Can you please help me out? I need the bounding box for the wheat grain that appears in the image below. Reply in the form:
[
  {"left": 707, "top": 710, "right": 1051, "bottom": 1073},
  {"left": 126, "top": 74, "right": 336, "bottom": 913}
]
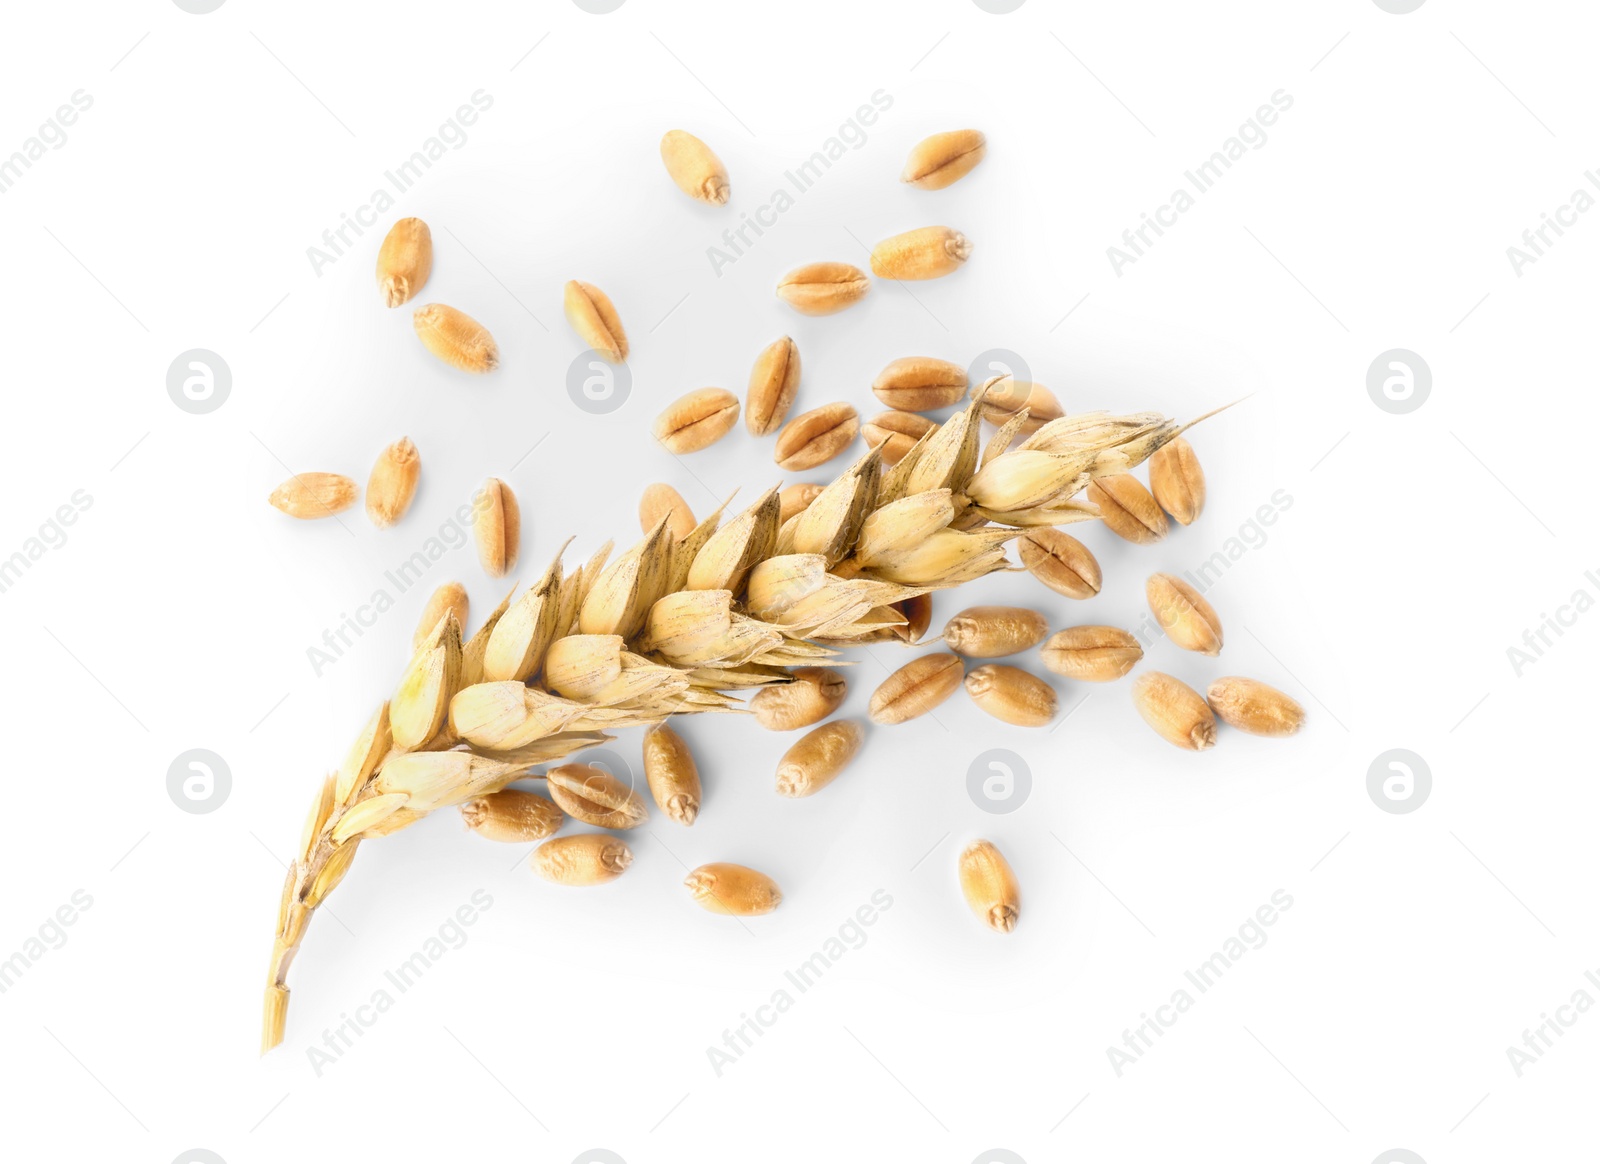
[
  {"left": 870, "top": 226, "right": 972, "bottom": 280},
  {"left": 1131, "top": 672, "right": 1216, "bottom": 751},
  {"left": 958, "top": 840, "right": 1019, "bottom": 933},
  {"left": 775, "top": 262, "right": 869, "bottom": 315},
  {"left": 1039, "top": 626, "right": 1143, "bottom": 682},
  {"left": 746, "top": 336, "right": 801, "bottom": 436},
  {"left": 643, "top": 723, "right": 702, "bottom": 825},
  {"left": 376, "top": 217, "right": 432, "bottom": 307},
  {"left": 534, "top": 834, "right": 632, "bottom": 885},
  {"left": 775, "top": 719, "right": 864, "bottom": 798},
  {"left": 901, "top": 130, "right": 987, "bottom": 190},
  {"left": 684, "top": 863, "right": 782, "bottom": 915},
  {"left": 473, "top": 478, "right": 520, "bottom": 577},
  {"left": 660, "top": 130, "right": 730, "bottom": 205},
  {"left": 1206, "top": 677, "right": 1304, "bottom": 737},
  {"left": 563, "top": 280, "right": 628, "bottom": 362},
  {"left": 1148, "top": 437, "right": 1205, "bottom": 525},
  {"left": 366, "top": 437, "right": 420, "bottom": 528},
  {"left": 413, "top": 304, "right": 498, "bottom": 372},
  {"left": 269, "top": 473, "right": 357, "bottom": 520},
  {"left": 942, "top": 606, "right": 1049, "bottom": 658}
]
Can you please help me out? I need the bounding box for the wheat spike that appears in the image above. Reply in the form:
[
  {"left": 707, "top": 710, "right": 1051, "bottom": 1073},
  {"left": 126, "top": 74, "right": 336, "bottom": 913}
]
[{"left": 261, "top": 398, "right": 1217, "bottom": 1052}]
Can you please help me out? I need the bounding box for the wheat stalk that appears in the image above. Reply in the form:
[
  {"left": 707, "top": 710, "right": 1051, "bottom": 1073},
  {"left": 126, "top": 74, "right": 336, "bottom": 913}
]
[{"left": 261, "top": 388, "right": 1222, "bottom": 1053}]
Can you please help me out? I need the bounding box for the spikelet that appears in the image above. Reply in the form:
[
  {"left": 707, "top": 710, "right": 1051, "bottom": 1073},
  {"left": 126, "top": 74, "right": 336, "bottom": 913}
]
[
  {"left": 373, "top": 752, "right": 527, "bottom": 812},
  {"left": 744, "top": 555, "right": 831, "bottom": 621},
  {"left": 982, "top": 409, "right": 1032, "bottom": 467},
  {"left": 579, "top": 517, "right": 676, "bottom": 639},
  {"left": 669, "top": 496, "right": 729, "bottom": 592},
  {"left": 861, "top": 527, "right": 1017, "bottom": 587},
  {"left": 640, "top": 589, "right": 837, "bottom": 669},
  {"left": 964, "top": 450, "right": 1090, "bottom": 513},
  {"left": 852, "top": 490, "right": 957, "bottom": 567},
  {"left": 335, "top": 704, "right": 391, "bottom": 805},
  {"left": 686, "top": 487, "right": 780, "bottom": 594},
  {"left": 972, "top": 498, "right": 1100, "bottom": 528},
  {"left": 544, "top": 634, "right": 690, "bottom": 707},
  {"left": 449, "top": 682, "right": 636, "bottom": 750},
  {"left": 331, "top": 792, "right": 411, "bottom": 845},
  {"left": 482, "top": 546, "right": 567, "bottom": 682},
  {"left": 460, "top": 587, "right": 514, "bottom": 688},
  {"left": 902, "top": 391, "right": 986, "bottom": 496},
  {"left": 390, "top": 613, "right": 462, "bottom": 751},
  {"left": 790, "top": 447, "right": 880, "bottom": 567}
]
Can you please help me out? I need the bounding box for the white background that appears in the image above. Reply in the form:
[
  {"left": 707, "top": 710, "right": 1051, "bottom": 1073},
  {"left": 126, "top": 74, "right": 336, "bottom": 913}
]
[{"left": 1, "top": 1, "right": 1594, "bottom": 1162}]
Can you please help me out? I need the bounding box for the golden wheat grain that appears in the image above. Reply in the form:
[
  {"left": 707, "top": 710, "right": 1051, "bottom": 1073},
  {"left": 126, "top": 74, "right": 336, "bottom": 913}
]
[
  {"left": 774, "top": 403, "right": 860, "bottom": 471},
  {"left": 534, "top": 834, "right": 632, "bottom": 886},
  {"left": 269, "top": 473, "right": 357, "bottom": 520},
  {"left": 901, "top": 130, "right": 987, "bottom": 190},
  {"left": 775, "top": 262, "right": 870, "bottom": 315},
  {"left": 775, "top": 719, "right": 864, "bottom": 798},
  {"left": 564, "top": 280, "right": 628, "bottom": 362},
  {"left": 643, "top": 723, "right": 702, "bottom": 825},
  {"left": 1039, "top": 626, "right": 1143, "bottom": 682},
  {"left": 413, "top": 304, "right": 498, "bottom": 373},
  {"left": 942, "top": 606, "right": 1049, "bottom": 658},
  {"left": 655, "top": 389, "right": 741, "bottom": 454},
  {"left": 1146, "top": 572, "right": 1223, "bottom": 655},
  {"left": 473, "top": 478, "right": 520, "bottom": 577},
  {"left": 959, "top": 840, "right": 1019, "bottom": 933},
  {"left": 1088, "top": 475, "right": 1167, "bottom": 544},
  {"left": 870, "top": 226, "right": 971, "bottom": 280},
  {"left": 660, "top": 130, "right": 730, "bottom": 205},
  {"left": 746, "top": 336, "right": 801, "bottom": 436},
  {"left": 684, "top": 863, "right": 782, "bottom": 915},
  {"left": 1148, "top": 437, "right": 1205, "bottom": 525},
  {"left": 366, "top": 437, "right": 420, "bottom": 528},
  {"left": 1131, "top": 672, "right": 1216, "bottom": 751},
  {"left": 377, "top": 217, "right": 432, "bottom": 307},
  {"left": 461, "top": 789, "right": 564, "bottom": 842},
  {"left": 1206, "top": 677, "right": 1304, "bottom": 737}
]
